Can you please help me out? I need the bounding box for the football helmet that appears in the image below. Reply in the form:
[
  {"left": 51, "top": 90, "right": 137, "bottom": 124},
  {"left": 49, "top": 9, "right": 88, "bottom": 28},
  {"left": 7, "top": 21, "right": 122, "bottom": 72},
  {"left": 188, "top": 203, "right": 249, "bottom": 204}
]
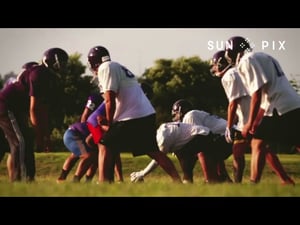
[
  {"left": 16, "top": 61, "right": 39, "bottom": 84},
  {"left": 171, "top": 99, "right": 193, "bottom": 121},
  {"left": 87, "top": 46, "right": 111, "bottom": 73},
  {"left": 209, "top": 50, "right": 231, "bottom": 77},
  {"left": 42, "top": 48, "right": 69, "bottom": 71},
  {"left": 224, "top": 36, "right": 252, "bottom": 65},
  {"left": 22, "top": 61, "right": 38, "bottom": 70}
]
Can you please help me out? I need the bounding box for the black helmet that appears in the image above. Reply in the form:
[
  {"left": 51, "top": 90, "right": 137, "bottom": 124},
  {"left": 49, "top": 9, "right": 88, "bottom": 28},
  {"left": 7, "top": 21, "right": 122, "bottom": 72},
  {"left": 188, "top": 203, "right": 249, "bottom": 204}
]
[{"left": 87, "top": 46, "right": 110, "bottom": 72}]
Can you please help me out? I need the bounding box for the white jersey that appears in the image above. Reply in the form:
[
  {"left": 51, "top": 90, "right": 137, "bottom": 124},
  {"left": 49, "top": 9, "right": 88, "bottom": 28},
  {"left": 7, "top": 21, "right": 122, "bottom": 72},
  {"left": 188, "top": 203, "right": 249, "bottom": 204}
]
[
  {"left": 222, "top": 67, "right": 251, "bottom": 131},
  {"left": 97, "top": 61, "right": 155, "bottom": 121},
  {"left": 183, "top": 110, "right": 227, "bottom": 135},
  {"left": 156, "top": 122, "right": 210, "bottom": 153},
  {"left": 238, "top": 52, "right": 300, "bottom": 116}
]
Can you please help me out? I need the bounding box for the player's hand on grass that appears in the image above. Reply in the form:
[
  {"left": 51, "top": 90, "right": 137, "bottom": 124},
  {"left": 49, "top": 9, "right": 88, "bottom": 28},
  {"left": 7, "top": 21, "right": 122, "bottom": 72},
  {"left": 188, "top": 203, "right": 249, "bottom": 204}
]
[{"left": 130, "top": 171, "right": 144, "bottom": 182}]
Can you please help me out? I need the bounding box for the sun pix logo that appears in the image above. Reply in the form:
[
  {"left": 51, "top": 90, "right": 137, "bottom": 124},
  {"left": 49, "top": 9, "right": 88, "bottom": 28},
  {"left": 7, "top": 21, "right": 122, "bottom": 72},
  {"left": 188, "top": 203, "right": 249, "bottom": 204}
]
[{"left": 207, "top": 38, "right": 286, "bottom": 51}]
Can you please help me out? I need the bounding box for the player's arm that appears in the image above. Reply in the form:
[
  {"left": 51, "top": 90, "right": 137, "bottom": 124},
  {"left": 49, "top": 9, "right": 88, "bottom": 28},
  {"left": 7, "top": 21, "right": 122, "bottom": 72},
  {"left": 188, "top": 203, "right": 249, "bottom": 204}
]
[
  {"left": 130, "top": 160, "right": 159, "bottom": 182},
  {"left": 242, "top": 88, "right": 262, "bottom": 137},
  {"left": 80, "top": 107, "right": 92, "bottom": 122},
  {"left": 81, "top": 96, "right": 99, "bottom": 122},
  {"left": 227, "top": 99, "right": 238, "bottom": 128},
  {"left": 143, "top": 160, "right": 159, "bottom": 176},
  {"left": 250, "top": 107, "right": 265, "bottom": 134},
  {"left": 130, "top": 143, "right": 170, "bottom": 182},
  {"left": 85, "top": 133, "right": 96, "bottom": 148},
  {"left": 29, "top": 96, "right": 50, "bottom": 151},
  {"left": 103, "top": 90, "right": 116, "bottom": 126},
  {"left": 225, "top": 99, "right": 238, "bottom": 143}
]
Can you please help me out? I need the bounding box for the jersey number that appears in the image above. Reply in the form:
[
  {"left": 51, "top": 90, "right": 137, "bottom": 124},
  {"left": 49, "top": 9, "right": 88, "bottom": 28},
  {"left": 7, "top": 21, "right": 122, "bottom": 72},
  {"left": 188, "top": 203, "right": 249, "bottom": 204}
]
[{"left": 121, "top": 66, "right": 135, "bottom": 78}]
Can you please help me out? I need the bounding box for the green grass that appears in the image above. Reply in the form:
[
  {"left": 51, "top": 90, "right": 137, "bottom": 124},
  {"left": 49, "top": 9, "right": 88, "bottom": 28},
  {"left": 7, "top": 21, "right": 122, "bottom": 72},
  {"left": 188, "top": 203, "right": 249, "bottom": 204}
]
[{"left": 0, "top": 152, "right": 300, "bottom": 197}]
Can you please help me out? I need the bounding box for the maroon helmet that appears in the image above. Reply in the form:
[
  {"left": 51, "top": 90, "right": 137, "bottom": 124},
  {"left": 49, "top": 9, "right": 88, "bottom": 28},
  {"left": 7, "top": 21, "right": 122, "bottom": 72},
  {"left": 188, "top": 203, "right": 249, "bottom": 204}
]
[
  {"left": 42, "top": 48, "right": 69, "bottom": 71},
  {"left": 87, "top": 46, "right": 110, "bottom": 73},
  {"left": 171, "top": 99, "right": 193, "bottom": 121},
  {"left": 15, "top": 61, "right": 39, "bottom": 85},
  {"left": 210, "top": 50, "right": 231, "bottom": 77},
  {"left": 224, "top": 36, "right": 252, "bottom": 65}
]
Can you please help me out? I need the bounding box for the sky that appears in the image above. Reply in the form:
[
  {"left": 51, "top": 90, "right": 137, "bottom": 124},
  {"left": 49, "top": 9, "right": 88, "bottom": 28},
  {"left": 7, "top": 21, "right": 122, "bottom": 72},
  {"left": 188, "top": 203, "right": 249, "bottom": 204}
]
[{"left": 0, "top": 28, "right": 300, "bottom": 82}]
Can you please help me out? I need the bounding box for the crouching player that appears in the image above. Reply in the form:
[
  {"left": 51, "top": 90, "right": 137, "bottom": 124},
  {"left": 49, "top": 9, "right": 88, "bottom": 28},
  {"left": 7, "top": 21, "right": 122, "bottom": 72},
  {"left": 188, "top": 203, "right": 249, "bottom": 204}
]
[
  {"left": 58, "top": 121, "right": 98, "bottom": 183},
  {"left": 130, "top": 121, "right": 232, "bottom": 183}
]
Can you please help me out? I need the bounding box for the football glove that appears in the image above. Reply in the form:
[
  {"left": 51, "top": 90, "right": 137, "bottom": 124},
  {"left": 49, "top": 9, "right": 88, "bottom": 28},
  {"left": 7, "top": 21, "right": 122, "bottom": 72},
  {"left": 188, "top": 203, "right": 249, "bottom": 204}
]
[
  {"left": 130, "top": 171, "right": 145, "bottom": 183},
  {"left": 225, "top": 127, "right": 233, "bottom": 143}
]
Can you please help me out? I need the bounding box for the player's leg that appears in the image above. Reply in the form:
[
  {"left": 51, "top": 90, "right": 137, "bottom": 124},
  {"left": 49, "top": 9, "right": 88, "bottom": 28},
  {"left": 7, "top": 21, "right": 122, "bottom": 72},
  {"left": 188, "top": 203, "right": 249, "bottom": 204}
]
[
  {"left": 0, "top": 130, "right": 12, "bottom": 178},
  {"left": 73, "top": 151, "right": 97, "bottom": 182},
  {"left": 0, "top": 113, "right": 23, "bottom": 182},
  {"left": 148, "top": 151, "right": 181, "bottom": 183},
  {"left": 5, "top": 154, "right": 12, "bottom": 178},
  {"left": 58, "top": 129, "right": 81, "bottom": 182},
  {"left": 232, "top": 139, "right": 248, "bottom": 183},
  {"left": 249, "top": 138, "right": 267, "bottom": 183},
  {"left": 0, "top": 129, "right": 8, "bottom": 162},
  {"left": 208, "top": 135, "right": 233, "bottom": 183},
  {"left": 217, "top": 160, "right": 233, "bottom": 183},
  {"left": 97, "top": 120, "right": 123, "bottom": 183},
  {"left": 23, "top": 128, "right": 35, "bottom": 182},
  {"left": 98, "top": 143, "right": 115, "bottom": 183},
  {"left": 175, "top": 151, "right": 197, "bottom": 183},
  {"left": 85, "top": 154, "right": 98, "bottom": 182},
  {"left": 114, "top": 153, "right": 123, "bottom": 182},
  {"left": 57, "top": 154, "right": 79, "bottom": 182},
  {"left": 265, "top": 145, "right": 295, "bottom": 185},
  {"left": 85, "top": 164, "right": 97, "bottom": 182},
  {"left": 197, "top": 152, "right": 219, "bottom": 183}
]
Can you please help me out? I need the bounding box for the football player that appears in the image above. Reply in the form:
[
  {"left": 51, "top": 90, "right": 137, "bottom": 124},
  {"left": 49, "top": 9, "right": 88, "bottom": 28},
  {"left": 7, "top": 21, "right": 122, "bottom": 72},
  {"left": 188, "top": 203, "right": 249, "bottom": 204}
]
[
  {"left": 131, "top": 99, "right": 233, "bottom": 184},
  {"left": 88, "top": 45, "right": 181, "bottom": 183},
  {"left": 223, "top": 36, "right": 298, "bottom": 184},
  {"left": 0, "top": 48, "right": 68, "bottom": 182}
]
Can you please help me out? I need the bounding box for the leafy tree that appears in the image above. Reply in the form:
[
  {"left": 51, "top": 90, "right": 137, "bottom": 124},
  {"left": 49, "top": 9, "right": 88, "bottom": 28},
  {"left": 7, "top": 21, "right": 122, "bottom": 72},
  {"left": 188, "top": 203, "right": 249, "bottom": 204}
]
[
  {"left": 0, "top": 76, "right": 3, "bottom": 89},
  {"left": 289, "top": 75, "right": 300, "bottom": 94},
  {"left": 0, "top": 72, "right": 17, "bottom": 89},
  {"left": 139, "top": 56, "right": 228, "bottom": 124}
]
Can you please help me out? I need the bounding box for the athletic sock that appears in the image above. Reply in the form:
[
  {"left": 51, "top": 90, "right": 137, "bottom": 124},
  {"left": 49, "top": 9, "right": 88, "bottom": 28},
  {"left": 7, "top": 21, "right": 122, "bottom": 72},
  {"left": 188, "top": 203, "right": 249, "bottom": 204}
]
[{"left": 58, "top": 169, "right": 69, "bottom": 180}]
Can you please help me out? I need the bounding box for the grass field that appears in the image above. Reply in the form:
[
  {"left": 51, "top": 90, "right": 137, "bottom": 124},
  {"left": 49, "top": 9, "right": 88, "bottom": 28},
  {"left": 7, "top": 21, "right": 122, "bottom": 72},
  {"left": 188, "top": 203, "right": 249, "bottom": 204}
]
[{"left": 0, "top": 152, "right": 300, "bottom": 197}]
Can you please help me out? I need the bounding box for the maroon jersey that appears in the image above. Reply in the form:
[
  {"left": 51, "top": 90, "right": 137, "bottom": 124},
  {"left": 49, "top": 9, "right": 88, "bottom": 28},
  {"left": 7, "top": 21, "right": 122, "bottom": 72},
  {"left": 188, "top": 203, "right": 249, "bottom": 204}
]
[{"left": 0, "top": 64, "right": 57, "bottom": 114}]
